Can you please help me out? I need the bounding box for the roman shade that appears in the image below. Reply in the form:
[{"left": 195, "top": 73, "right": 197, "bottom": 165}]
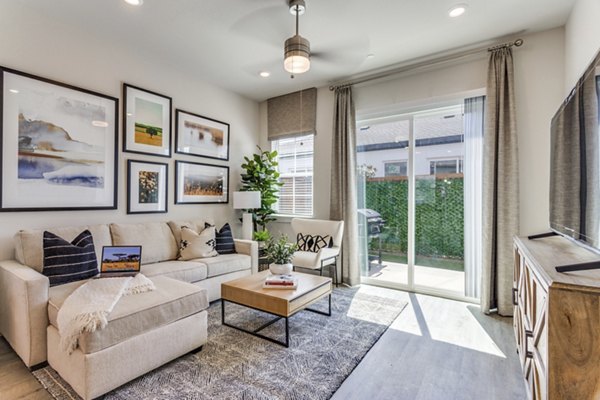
[{"left": 267, "top": 87, "right": 317, "bottom": 140}]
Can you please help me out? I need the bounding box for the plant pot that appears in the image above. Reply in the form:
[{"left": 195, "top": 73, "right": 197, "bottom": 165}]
[{"left": 269, "top": 263, "right": 293, "bottom": 275}]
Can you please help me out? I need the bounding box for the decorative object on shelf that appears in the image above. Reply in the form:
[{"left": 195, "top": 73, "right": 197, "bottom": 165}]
[
  {"left": 127, "top": 159, "right": 168, "bottom": 214},
  {"left": 233, "top": 191, "right": 261, "bottom": 240},
  {"left": 123, "top": 83, "right": 172, "bottom": 157},
  {"left": 175, "top": 109, "right": 229, "bottom": 161},
  {"left": 264, "top": 235, "right": 298, "bottom": 275},
  {"left": 284, "top": 0, "right": 310, "bottom": 75},
  {"left": 0, "top": 67, "right": 118, "bottom": 211},
  {"left": 240, "top": 146, "right": 283, "bottom": 230},
  {"left": 175, "top": 160, "right": 229, "bottom": 204}
]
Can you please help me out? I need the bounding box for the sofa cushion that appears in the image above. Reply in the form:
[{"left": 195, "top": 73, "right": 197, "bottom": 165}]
[
  {"left": 110, "top": 222, "right": 178, "bottom": 264},
  {"left": 48, "top": 276, "right": 208, "bottom": 354},
  {"left": 42, "top": 230, "right": 99, "bottom": 286},
  {"left": 292, "top": 247, "right": 340, "bottom": 269},
  {"left": 167, "top": 218, "right": 216, "bottom": 255},
  {"left": 141, "top": 260, "right": 207, "bottom": 283},
  {"left": 213, "top": 223, "right": 237, "bottom": 255},
  {"left": 15, "top": 224, "right": 111, "bottom": 273},
  {"left": 194, "top": 254, "right": 251, "bottom": 278},
  {"left": 179, "top": 226, "right": 218, "bottom": 260}
]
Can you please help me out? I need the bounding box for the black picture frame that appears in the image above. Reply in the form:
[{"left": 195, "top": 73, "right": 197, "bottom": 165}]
[
  {"left": 127, "top": 159, "right": 168, "bottom": 214},
  {"left": 175, "top": 109, "right": 230, "bottom": 161},
  {"left": 175, "top": 160, "right": 229, "bottom": 204},
  {"left": 123, "top": 83, "right": 172, "bottom": 158},
  {"left": 0, "top": 66, "right": 118, "bottom": 212}
]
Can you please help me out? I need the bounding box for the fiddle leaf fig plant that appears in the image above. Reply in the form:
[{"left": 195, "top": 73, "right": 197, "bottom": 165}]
[{"left": 240, "top": 146, "right": 283, "bottom": 231}]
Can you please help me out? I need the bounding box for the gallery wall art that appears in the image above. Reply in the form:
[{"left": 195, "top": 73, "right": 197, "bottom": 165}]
[
  {"left": 175, "top": 160, "right": 229, "bottom": 204},
  {"left": 123, "top": 84, "right": 172, "bottom": 157},
  {"left": 175, "top": 109, "right": 230, "bottom": 161},
  {"left": 127, "top": 159, "right": 168, "bottom": 214},
  {"left": 0, "top": 67, "right": 118, "bottom": 211}
]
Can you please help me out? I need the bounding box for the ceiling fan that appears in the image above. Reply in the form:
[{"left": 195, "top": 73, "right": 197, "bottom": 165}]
[{"left": 284, "top": 0, "right": 310, "bottom": 76}]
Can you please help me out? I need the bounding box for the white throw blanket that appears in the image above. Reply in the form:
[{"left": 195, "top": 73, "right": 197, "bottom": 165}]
[{"left": 57, "top": 274, "right": 155, "bottom": 354}]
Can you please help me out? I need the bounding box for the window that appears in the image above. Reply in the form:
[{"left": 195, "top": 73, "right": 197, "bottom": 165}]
[
  {"left": 429, "top": 158, "right": 463, "bottom": 175},
  {"left": 271, "top": 134, "right": 314, "bottom": 216},
  {"left": 384, "top": 161, "right": 408, "bottom": 177}
]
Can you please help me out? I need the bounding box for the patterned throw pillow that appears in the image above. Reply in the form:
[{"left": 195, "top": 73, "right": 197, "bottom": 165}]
[
  {"left": 179, "top": 226, "right": 218, "bottom": 260},
  {"left": 296, "top": 233, "right": 333, "bottom": 253},
  {"left": 215, "top": 223, "right": 237, "bottom": 255},
  {"left": 43, "top": 230, "right": 98, "bottom": 286}
]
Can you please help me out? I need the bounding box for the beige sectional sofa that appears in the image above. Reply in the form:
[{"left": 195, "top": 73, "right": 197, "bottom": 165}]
[{"left": 0, "top": 218, "right": 258, "bottom": 371}]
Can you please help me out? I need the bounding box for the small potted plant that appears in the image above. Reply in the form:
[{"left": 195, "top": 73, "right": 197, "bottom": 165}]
[
  {"left": 264, "top": 235, "right": 297, "bottom": 275},
  {"left": 253, "top": 229, "right": 271, "bottom": 249}
]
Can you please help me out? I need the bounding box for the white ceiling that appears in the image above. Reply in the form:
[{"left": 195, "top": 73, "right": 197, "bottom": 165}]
[{"left": 14, "top": 0, "right": 575, "bottom": 102}]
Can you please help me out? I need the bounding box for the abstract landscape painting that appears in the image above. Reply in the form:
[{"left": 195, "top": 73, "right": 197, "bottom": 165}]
[
  {"left": 127, "top": 160, "right": 167, "bottom": 214},
  {"left": 175, "top": 109, "right": 229, "bottom": 161},
  {"left": 175, "top": 160, "right": 229, "bottom": 204},
  {"left": 1, "top": 68, "right": 117, "bottom": 211},
  {"left": 123, "top": 84, "right": 171, "bottom": 157}
]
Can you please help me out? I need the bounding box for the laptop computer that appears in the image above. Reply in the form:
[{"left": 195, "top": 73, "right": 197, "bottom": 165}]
[{"left": 98, "top": 246, "right": 142, "bottom": 278}]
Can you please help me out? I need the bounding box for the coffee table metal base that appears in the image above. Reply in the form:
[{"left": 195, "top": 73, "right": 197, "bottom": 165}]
[{"left": 221, "top": 295, "right": 331, "bottom": 348}]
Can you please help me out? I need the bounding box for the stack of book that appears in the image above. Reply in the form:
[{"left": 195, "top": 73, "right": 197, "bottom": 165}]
[{"left": 263, "top": 274, "right": 298, "bottom": 289}]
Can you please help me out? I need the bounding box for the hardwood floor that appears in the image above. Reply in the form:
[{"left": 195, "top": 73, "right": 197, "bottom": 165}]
[{"left": 0, "top": 287, "right": 525, "bottom": 400}]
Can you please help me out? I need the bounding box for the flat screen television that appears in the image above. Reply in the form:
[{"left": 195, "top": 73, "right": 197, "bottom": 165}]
[{"left": 550, "top": 50, "right": 600, "bottom": 253}]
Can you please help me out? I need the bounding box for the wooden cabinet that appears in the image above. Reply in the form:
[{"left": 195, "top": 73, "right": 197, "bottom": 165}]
[{"left": 513, "top": 236, "right": 600, "bottom": 400}]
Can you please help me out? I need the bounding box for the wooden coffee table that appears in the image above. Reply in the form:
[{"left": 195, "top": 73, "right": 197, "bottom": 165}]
[{"left": 221, "top": 270, "right": 332, "bottom": 347}]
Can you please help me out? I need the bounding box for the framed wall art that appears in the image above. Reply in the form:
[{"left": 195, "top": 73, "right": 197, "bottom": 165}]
[
  {"left": 175, "top": 160, "right": 229, "bottom": 204},
  {"left": 175, "top": 109, "right": 229, "bottom": 161},
  {"left": 127, "top": 159, "right": 168, "bottom": 214},
  {"left": 0, "top": 67, "right": 118, "bottom": 211},
  {"left": 123, "top": 83, "right": 172, "bottom": 157}
]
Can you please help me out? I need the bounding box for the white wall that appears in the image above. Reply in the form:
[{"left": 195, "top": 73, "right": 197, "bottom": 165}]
[
  {"left": 260, "top": 27, "right": 565, "bottom": 238},
  {"left": 565, "top": 0, "right": 600, "bottom": 91},
  {"left": 0, "top": 4, "right": 260, "bottom": 260}
]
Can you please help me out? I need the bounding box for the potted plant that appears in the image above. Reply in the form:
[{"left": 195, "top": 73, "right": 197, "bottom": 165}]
[
  {"left": 240, "top": 146, "right": 283, "bottom": 231},
  {"left": 264, "top": 235, "right": 298, "bottom": 275},
  {"left": 253, "top": 229, "right": 271, "bottom": 249}
]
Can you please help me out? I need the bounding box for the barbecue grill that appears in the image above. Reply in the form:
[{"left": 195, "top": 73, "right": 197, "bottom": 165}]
[{"left": 357, "top": 209, "right": 386, "bottom": 267}]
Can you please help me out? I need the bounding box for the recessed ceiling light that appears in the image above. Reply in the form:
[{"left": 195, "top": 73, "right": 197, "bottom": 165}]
[
  {"left": 259, "top": 71, "right": 271, "bottom": 78},
  {"left": 366, "top": 54, "right": 375, "bottom": 59},
  {"left": 92, "top": 120, "right": 109, "bottom": 128},
  {"left": 124, "top": 0, "right": 143, "bottom": 6},
  {"left": 9, "top": 89, "right": 19, "bottom": 94},
  {"left": 448, "top": 4, "right": 467, "bottom": 17}
]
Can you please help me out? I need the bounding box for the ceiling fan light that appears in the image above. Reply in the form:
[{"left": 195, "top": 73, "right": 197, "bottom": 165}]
[
  {"left": 284, "top": 34, "right": 311, "bottom": 74},
  {"left": 288, "top": 0, "right": 306, "bottom": 15}
]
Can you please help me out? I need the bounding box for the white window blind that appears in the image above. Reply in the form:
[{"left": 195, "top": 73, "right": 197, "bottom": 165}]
[{"left": 272, "top": 134, "right": 314, "bottom": 216}]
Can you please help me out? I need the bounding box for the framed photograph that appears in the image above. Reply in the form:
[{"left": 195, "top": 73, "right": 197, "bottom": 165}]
[
  {"left": 0, "top": 67, "right": 118, "bottom": 211},
  {"left": 175, "top": 109, "right": 229, "bottom": 161},
  {"left": 175, "top": 160, "right": 229, "bottom": 204},
  {"left": 123, "top": 83, "right": 171, "bottom": 157},
  {"left": 127, "top": 159, "right": 168, "bottom": 214}
]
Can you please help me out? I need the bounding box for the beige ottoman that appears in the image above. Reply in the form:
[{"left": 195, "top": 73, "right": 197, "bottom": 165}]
[{"left": 46, "top": 276, "right": 208, "bottom": 400}]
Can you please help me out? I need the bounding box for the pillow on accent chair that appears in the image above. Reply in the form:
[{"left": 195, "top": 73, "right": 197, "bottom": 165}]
[
  {"left": 42, "top": 230, "right": 99, "bottom": 286},
  {"left": 179, "top": 226, "right": 218, "bottom": 260},
  {"left": 296, "top": 233, "right": 333, "bottom": 253},
  {"left": 205, "top": 222, "right": 237, "bottom": 255}
]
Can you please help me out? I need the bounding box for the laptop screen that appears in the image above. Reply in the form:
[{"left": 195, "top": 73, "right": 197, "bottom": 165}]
[{"left": 100, "top": 246, "right": 142, "bottom": 274}]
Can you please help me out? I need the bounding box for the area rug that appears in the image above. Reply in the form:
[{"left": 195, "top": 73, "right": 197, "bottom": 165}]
[{"left": 34, "top": 286, "right": 407, "bottom": 400}]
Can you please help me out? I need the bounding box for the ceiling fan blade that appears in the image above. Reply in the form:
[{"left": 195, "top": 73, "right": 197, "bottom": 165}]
[{"left": 230, "top": 3, "right": 293, "bottom": 48}]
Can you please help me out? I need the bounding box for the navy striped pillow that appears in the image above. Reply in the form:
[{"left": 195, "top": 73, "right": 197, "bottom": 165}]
[
  {"left": 205, "top": 223, "right": 237, "bottom": 255},
  {"left": 43, "top": 230, "right": 98, "bottom": 286}
]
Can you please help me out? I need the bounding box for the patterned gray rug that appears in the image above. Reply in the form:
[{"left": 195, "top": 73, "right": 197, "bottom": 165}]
[{"left": 34, "top": 286, "right": 407, "bottom": 400}]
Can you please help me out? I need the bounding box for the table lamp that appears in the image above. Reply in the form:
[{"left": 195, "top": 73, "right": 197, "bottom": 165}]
[{"left": 233, "top": 191, "right": 261, "bottom": 240}]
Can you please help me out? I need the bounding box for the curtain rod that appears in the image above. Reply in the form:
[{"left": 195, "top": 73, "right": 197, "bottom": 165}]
[{"left": 328, "top": 38, "right": 524, "bottom": 91}]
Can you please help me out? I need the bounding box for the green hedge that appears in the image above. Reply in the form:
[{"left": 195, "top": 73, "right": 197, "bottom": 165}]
[{"left": 364, "top": 177, "right": 464, "bottom": 260}]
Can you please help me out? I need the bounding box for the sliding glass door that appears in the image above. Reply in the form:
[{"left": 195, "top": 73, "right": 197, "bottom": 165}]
[{"left": 357, "top": 98, "right": 483, "bottom": 301}]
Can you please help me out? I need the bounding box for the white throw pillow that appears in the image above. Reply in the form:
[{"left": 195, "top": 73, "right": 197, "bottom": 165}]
[{"left": 179, "top": 226, "right": 218, "bottom": 260}]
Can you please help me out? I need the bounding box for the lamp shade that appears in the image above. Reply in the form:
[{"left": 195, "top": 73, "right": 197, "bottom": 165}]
[{"left": 233, "top": 191, "right": 261, "bottom": 209}]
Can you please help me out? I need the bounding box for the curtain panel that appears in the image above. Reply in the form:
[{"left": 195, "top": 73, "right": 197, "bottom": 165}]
[
  {"left": 330, "top": 86, "right": 360, "bottom": 286},
  {"left": 481, "top": 48, "right": 520, "bottom": 316},
  {"left": 267, "top": 87, "right": 317, "bottom": 140}
]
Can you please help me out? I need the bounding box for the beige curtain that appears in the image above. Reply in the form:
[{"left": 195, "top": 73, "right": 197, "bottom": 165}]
[
  {"left": 481, "top": 48, "right": 520, "bottom": 316},
  {"left": 330, "top": 86, "right": 360, "bottom": 286}
]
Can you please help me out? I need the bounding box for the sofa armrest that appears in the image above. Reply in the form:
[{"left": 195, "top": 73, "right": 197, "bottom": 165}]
[
  {"left": 0, "top": 260, "right": 49, "bottom": 367},
  {"left": 234, "top": 239, "right": 259, "bottom": 274}
]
